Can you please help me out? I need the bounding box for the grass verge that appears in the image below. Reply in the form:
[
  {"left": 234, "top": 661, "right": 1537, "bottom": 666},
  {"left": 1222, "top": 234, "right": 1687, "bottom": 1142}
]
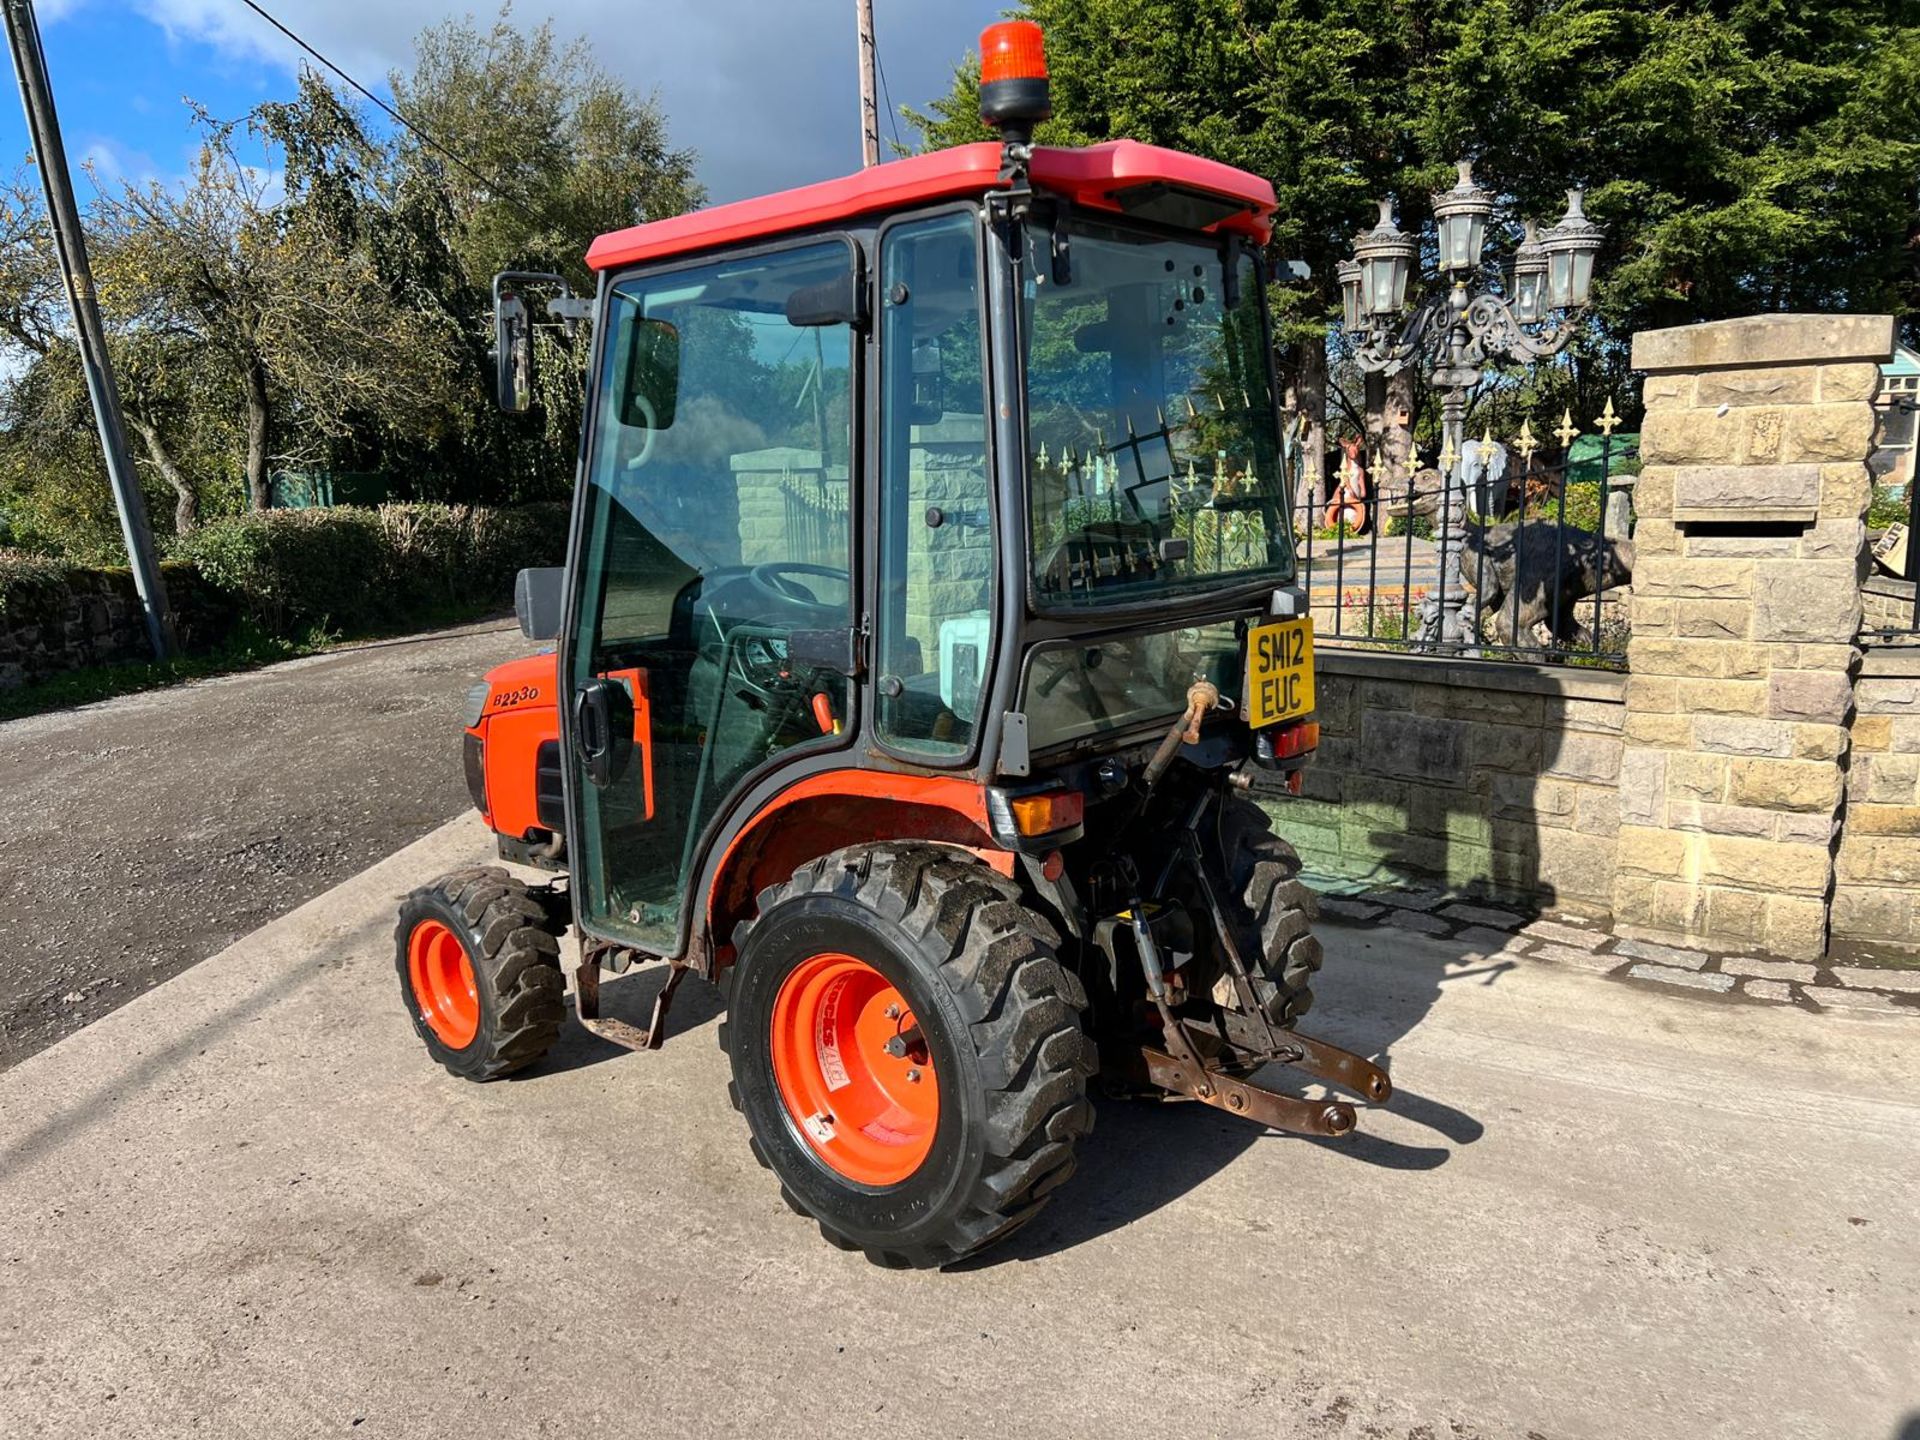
[{"left": 0, "top": 602, "right": 506, "bottom": 722}]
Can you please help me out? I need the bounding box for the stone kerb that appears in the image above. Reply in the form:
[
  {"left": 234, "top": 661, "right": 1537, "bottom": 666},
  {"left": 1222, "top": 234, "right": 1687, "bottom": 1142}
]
[{"left": 1615, "top": 313, "right": 1894, "bottom": 960}]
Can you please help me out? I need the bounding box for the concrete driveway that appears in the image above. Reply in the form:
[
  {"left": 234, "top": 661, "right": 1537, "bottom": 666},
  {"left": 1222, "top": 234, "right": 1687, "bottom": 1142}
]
[{"left": 1, "top": 816, "right": 1914, "bottom": 1439}]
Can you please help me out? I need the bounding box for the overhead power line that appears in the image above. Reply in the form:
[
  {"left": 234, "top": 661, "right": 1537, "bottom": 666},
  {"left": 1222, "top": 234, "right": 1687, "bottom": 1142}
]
[
  {"left": 231, "top": 0, "right": 537, "bottom": 220},
  {"left": 876, "top": 50, "right": 903, "bottom": 156}
]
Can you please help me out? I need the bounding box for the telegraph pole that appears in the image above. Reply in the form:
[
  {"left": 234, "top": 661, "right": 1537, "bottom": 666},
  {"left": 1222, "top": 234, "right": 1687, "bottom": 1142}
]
[
  {"left": 3, "top": 0, "right": 174, "bottom": 659},
  {"left": 855, "top": 0, "right": 879, "bottom": 167}
]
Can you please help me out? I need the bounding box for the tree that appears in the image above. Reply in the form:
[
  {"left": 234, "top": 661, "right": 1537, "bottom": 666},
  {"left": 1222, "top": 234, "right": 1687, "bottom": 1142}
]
[
  {"left": 909, "top": 0, "right": 1920, "bottom": 472},
  {"left": 257, "top": 9, "right": 705, "bottom": 507},
  {"left": 94, "top": 119, "right": 459, "bottom": 513},
  {"left": 390, "top": 10, "right": 702, "bottom": 293},
  {"left": 0, "top": 4, "right": 705, "bottom": 558}
]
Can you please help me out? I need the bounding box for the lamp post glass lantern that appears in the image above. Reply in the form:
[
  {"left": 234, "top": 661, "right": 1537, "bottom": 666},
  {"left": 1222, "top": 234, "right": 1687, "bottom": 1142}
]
[
  {"left": 1431, "top": 159, "right": 1493, "bottom": 273},
  {"left": 1541, "top": 188, "right": 1602, "bottom": 310},
  {"left": 1337, "top": 259, "right": 1362, "bottom": 334},
  {"left": 1511, "top": 220, "right": 1548, "bottom": 324},
  {"left": 1337, "top": 163, "right": 1605, "bottom": 652},
  {"left": 1352, "top": 199, "right": 1415, "bottom": 317}
]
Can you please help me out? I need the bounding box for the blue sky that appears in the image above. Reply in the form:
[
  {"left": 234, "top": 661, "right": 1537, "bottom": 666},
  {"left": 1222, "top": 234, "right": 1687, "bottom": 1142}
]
[{"left": 3, "top": 1, "right": 1004, "bottom": 207}]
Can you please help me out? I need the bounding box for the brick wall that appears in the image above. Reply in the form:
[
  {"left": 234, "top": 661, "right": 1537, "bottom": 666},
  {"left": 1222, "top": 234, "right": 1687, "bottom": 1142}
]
[
  {"left": 1834, "top": 646, "right": 1920, "bottom": 955},
  {"left": 1268, "top": 649, "right": 1626, "bottom": 918}
]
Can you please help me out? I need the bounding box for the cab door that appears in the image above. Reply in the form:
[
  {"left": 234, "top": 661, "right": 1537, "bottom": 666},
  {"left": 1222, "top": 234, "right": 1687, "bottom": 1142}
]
[{"left": 560, "top": 240, "right": 861, "bottom": 955}]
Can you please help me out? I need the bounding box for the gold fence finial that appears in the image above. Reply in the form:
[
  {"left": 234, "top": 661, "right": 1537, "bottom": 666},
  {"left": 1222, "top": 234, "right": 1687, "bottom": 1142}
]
[
  {"left": 1554, "top": 407, "right": 1580, "bottom": 449},
  {"left": 1595, "top": 397, "right": 1622, "bottom": 436},
  {"left": 1514, "top": 418, "right": 1538, "bottom": 463}
]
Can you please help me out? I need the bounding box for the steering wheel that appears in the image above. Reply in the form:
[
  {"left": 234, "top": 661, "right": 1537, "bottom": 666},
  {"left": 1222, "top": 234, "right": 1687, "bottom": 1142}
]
[
  {"left": 700, "top": 564, "right": 851, "bottom": 711},
  {"left": 744, "top": 562, "right": 849, "bottom": 615}
]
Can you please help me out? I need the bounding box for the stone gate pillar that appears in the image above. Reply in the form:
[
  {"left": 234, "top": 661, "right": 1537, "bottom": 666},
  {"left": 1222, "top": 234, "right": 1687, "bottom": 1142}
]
[{"left": 1614, "top": 314, "right": 1894, "bottom": 959}]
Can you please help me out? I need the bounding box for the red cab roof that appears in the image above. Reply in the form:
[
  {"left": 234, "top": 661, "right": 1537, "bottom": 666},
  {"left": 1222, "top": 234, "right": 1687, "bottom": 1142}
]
[{"left": 585, "top": 140, "right": 1276, "bottom": 273}]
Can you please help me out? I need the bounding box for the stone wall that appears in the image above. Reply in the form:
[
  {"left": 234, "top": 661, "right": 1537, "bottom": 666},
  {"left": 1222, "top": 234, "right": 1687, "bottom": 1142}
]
[
  {"left": 1276, "top": 313, "right": 1915, "bottom": 963},
  {"left": 901, "top": 414, "right": 992, "bottom": 668},
  {"left": 1861, "top": 573, "right": 1915, "bottom": 634},
  {"left": 1271, "top": 649, "right": 1625, "bottom": 917},
  {"left": 733, "top": 449, "right": 848, "bottom": 568},
  {"left": 1834, "top": 645, "right": 1920, "bottom": 956},
  {"left": 0, "top": 561, "right": 232, "bottom": 689},
  {"left": 1616, "top": 313, "right": 1894, "bottom": 959}
]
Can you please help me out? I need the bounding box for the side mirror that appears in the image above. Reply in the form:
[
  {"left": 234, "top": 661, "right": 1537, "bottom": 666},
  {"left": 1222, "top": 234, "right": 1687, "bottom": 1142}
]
[
  {"left": 785, "top": 263, "right": 867, "bottom": 328},
  {"left": 515, "top": 566, "right": 565, "bottom": 642},
  {"left": 908, "top": 336, "right": 944, "bottom": 426},
  {"left": 494, "top": 291, "right": 534, "bottom": 413},
  {"left": 619, "top": 316, "right": 680, "bottom": 432}
]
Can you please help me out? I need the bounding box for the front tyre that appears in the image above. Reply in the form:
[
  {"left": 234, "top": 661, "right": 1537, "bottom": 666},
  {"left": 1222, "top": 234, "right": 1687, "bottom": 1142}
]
[
  {"left": 723, "top": 845, "right": 1096, "bottom": 1269},
  {"left": 395, "top": 866, "right": 566, "bottom": 1081}
]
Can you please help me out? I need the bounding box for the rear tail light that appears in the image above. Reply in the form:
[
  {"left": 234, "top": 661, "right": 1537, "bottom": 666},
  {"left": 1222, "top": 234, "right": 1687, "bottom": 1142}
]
[
  {"left": 1270, "top": 720, "right": 1320, "bottom": 761},
  {"left": 986, "top": 784, "right": 1087, "bottom": 850},
  {"left": 1009, "top": 789, "right": 1085, "bottom": 836}
]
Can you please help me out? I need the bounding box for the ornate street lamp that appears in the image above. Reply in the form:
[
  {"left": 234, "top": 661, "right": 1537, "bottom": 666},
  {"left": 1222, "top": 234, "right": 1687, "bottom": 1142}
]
[{"left": 1339, "top": 161, "right": 1606, "bottom": 651}]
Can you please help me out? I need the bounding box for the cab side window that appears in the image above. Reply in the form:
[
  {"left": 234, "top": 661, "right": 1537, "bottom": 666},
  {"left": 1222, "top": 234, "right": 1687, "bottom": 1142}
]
[{"left": 876, "top": 212, "right": 991, "bottom": 756}]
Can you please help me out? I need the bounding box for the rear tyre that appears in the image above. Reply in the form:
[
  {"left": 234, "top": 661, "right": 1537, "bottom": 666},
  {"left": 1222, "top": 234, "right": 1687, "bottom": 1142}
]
[
  {"left": 395, "top": 866, "right": 566, "bottom": 1081},
  {"left": 1217, "top": 796, "right": 1321, "bottom": 1025},
  {"left": 722, "top": 844, "right": 1096, "bottom": 1269}
]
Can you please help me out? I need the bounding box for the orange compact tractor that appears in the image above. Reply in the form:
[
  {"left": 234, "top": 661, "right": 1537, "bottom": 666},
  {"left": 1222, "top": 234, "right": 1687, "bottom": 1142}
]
[{"left": 396, "top": 21, "right": 1388, "bottom": 1267}]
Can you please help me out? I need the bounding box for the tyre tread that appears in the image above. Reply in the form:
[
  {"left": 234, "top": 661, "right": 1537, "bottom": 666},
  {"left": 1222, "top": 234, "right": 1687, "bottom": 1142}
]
[
  {"left": 728, "top": 843, "right": 1093, "bottom": 1268},
  {"left": 395, "top": 866, "right": 567, "bottom": 1081},
  {"left": 1217, "top": 797, "right": 1319, "bottom": 1026}
]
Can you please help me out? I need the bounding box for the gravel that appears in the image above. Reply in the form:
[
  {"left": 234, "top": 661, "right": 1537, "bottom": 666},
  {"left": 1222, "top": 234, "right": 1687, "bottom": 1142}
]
[{"left": 0, "top": 621, "right": 533, "bottom": 1072}]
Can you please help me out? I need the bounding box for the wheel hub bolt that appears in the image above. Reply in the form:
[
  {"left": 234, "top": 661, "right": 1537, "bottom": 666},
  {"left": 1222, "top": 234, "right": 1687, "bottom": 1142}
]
[
  {"left": 884, "top": 1004, "right": 902, "bottom": 1020},
  {"left": 906, "top": 1069, "right": 922, "bottom": 1083}
]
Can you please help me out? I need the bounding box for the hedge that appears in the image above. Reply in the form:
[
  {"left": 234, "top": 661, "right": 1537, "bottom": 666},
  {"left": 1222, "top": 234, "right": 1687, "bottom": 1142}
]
[
  {"left": 0, "top": 549, "right": 75, "bottom": 620},
  {"left": 179, "top": 502, "right": 570, "bottom": 636}
]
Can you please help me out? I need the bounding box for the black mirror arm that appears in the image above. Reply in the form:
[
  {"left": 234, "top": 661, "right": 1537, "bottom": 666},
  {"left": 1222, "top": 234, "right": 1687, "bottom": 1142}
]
[{"left": 493, "top": 270, "right": 574, "bottom": 306}]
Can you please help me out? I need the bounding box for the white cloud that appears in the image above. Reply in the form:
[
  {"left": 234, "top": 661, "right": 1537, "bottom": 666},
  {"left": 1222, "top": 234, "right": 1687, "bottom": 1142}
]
[
  {"left": 77, "top": 136, "right": 161, "bottom": 188},
  {"left": 57, "top": 0, "right": 1001, "bottom": 204}
]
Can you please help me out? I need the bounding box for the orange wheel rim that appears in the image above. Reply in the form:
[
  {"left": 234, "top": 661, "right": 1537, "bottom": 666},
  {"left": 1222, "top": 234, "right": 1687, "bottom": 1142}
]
[
  {"left": 408, "top": 919, "right": 480, "bottom": 1049},
  {"left": 769, "top": 953, "right": 939, "bottom": 1186}
]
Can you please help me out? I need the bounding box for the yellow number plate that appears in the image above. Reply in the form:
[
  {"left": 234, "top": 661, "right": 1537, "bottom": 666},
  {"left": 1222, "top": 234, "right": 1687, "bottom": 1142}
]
[{"left": 1243, "top": 618, "right": 1315, "bottom": 728}]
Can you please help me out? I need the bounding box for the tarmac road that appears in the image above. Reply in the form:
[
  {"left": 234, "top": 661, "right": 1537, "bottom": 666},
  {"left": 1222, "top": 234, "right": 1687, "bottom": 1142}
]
[
  {"left": 0, "top": 621, "right": 533, "bottom": 1072},
  {"left": 1, "top": 814, "right": 1914, "bottom": 1439}
]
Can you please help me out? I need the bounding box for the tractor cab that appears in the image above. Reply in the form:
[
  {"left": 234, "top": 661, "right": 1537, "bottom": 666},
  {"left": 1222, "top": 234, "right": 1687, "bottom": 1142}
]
[
  {"left": 542, "top": 128, "right": 1308, "bottom": 963},
  {"left": 403, "top": 21, "right": 1386, "bottom": 1270}
]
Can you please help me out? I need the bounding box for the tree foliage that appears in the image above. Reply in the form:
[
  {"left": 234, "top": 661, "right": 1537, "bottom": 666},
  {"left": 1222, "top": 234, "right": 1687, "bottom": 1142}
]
[
  {"left": 910, "top": 0, "right": 1920, "bottom": 448},
  {"left": 0, "top": 4, "right": 700, "bottom": 559}
]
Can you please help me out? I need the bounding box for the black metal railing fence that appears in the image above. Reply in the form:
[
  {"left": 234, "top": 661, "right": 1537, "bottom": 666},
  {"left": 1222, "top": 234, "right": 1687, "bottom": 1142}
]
[{"left": 1291, "top": 407, "right": 1635, "bottom": 668}]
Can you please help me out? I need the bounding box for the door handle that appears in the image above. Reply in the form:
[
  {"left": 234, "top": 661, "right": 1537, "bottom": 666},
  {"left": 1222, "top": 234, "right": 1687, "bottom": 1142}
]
[{"left": 573, "top": 677, "right": 634, "bottom": 788}]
